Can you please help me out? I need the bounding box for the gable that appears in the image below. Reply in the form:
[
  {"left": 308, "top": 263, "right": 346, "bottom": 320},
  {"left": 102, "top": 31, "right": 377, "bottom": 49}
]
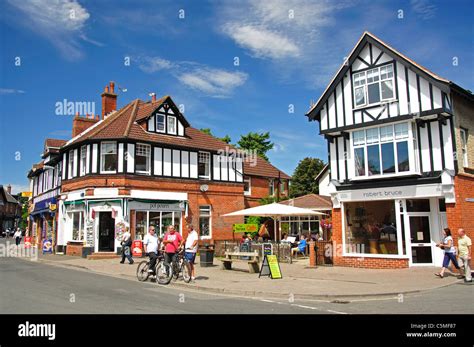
[{"left": 307, "top": 32, "right": 454, "bottom": 134}]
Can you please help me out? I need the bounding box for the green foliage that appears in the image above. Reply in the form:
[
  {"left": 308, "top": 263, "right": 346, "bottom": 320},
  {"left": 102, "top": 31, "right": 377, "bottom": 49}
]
[
  {"left": 289, "top": 157, "right": 326, "bottom": 198},
  {"left": 237, "top": 132, "right": 273, "bottom": 162},
  {"left": 17, "top": 195, "right": 29, "bottom": 230},
  {"left": 200, "top": 128, "right": 232, "bottom": 144}
]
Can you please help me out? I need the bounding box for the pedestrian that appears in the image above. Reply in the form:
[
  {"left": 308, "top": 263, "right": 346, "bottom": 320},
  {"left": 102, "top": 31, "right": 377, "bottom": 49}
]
[
  {"left": 457, "top": 228, "right": 472, "bottom": 283},
  {"left": 435, "top": 228, "right": 463, "bottom": 279},
  {"left": 13, "top": 228, "right": 22, "bottom": 246},
  {"left": 184, "top": 224, "right": 199, "bottom": 281},
  {"left": 143, "top": 226, "right": 159, "bottom": 273},
  {"left": 120, "top": 227, "right": 134, "bottom": 265},
  {"left": 162, "top": 225, "right": 184, "bottom": 270}
]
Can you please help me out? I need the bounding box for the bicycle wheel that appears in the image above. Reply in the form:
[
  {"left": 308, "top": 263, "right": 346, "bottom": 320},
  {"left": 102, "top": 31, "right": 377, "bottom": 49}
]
[
  {"left": 156, "top": 261, "right": 172, "bottom": 285},
  {"left": 181, "top": 261, "right": 192, "bottom": 283},
  {"left": 136, "top": 261, "right": 150, "bottom": 282}
]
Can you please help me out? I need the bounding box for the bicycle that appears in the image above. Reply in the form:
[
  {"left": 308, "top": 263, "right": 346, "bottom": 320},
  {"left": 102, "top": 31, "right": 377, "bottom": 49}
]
[
  {"left": 136, "top": 251, "right": 164, "bottom": 282},
  {"left": 156, "top": 248, "right": 192, "bottom": 285}
]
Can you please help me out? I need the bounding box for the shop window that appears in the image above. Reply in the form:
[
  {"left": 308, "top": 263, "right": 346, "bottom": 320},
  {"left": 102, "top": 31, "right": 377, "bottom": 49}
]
[
  {"left": 160, "top": 212, "right": 173, "bottom": 236},
  {"left": 344, "top": 201, "right": 399, "bottom": 255},
  {"left": 135, "top": 143, "right": 151, "bottom": 174},
  {"left": 69, "top": 211, "right": 84, "bottom": 241},
  {"left": 100, "top": 141, "right": 118, "bottom": 173},
  {"left": 198, "top": 152, "right": 210, "bottom": 179},
  {"left": 135, "top": 211, "right": 147, "bottom": 240},
  {"left": 406, "top": 199, "right": 430, "bottom": 212},
  {"left": 199, "top": 206, "right": 211, "bottom": 238}
]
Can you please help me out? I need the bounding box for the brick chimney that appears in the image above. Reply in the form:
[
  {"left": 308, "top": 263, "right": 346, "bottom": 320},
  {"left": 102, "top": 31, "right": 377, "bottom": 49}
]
[
  {"left": 6, "top": 184, "right": 12, "bottom": 194},
  {"left": 150, "top": 93, "right": 157, "bottom": 102},
  {"left": 72, "top": 113, "right": 100, "bottom": 137},
  {"left": 101, "top": 81, "right": 117, "bottom": 118}
]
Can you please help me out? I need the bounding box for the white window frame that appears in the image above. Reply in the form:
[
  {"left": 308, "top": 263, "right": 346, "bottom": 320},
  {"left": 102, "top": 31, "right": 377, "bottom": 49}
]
[
  {"left": 100, "top": 141, "right": 118, "bottom": 174},
  {"left": 199, "top": 205, "right": 212, "bottom": 239},
  {"left": 352, "top": 63, "right": 396, "bottom": 109},
  {"left": 69, "top": 211, "right": 84, "bottom": 242},
  {"left": 68, "top": 150, "right": 74, "bottom": 179},
  {"left": 269, "top": 179, "right": 275, "bottom": 196},
  {"left": 80, "top": 145, "right": 87, "bottom": 176},
  {"left": 244, "top": 176, "right": 251, "bottom": 196},
  {"left": 350, "top": 122, "right": 418, "bottom": 180},
  {"left": 156, "top": 114, "right": 166, "bottom": 133},
  {"left": 460, "top": 128, "right": 469, "bottom": 168},
  {"left": 135, "top": 143, "right": 151, "bottom": 174},
  {"left": 167, "top": 115, "right": 177, "bottom": 135},
  {"left": 198, "top": 151, "right": 211, "bottom": 180}
]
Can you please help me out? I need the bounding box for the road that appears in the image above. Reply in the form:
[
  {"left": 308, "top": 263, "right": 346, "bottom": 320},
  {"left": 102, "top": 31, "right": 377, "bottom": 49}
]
[{"left": 0, "top": 256, "right": 473, "bottom": 314}]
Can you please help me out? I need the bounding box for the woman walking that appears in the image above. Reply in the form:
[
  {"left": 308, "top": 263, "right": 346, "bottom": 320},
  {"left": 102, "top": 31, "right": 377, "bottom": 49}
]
[{"left": 435, "top": 228, "right": 463, "bottom": 279}]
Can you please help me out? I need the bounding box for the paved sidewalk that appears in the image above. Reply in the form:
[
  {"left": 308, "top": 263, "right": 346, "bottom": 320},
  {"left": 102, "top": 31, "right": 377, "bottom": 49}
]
[{"left": 29, "top": 252, "right": 467, "bottom": 300}]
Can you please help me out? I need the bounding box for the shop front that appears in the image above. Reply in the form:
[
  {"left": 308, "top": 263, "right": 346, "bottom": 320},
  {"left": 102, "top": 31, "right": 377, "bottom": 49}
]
[
  {"left": 330, "top": 174, "right": 454, "bottom": 268},
  {"left": 29, "top": 194, "right": 58, "bottom": 251}
]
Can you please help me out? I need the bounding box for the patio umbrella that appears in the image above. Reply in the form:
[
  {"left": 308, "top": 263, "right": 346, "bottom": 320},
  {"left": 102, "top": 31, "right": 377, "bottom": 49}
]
[{"left": 223, "top": 203, "right": 325, "bottom": 241}]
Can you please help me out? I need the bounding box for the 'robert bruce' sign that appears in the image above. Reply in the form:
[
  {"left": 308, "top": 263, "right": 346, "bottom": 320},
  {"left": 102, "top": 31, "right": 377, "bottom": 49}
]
[{"left": 362, "top": 190, "right": 403, "bottom": 198}]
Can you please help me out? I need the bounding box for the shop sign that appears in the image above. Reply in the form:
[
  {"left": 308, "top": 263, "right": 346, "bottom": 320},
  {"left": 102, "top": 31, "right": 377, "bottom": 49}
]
[
  {"left": 132, "top": 240, "right": 143, "bottom": 257},
  {"left": 42, "top": 239, "right": 53, "bottom": 254},
  {"left": 48, "top": 203, "right": 57, "bottom": 212},
  {"left": 21, "top": 191, "right": 32, "bottom": 197},
  {"left": 85, "top": 219, "right": 94, "bottom": 247},
  {"left": 129, "top": 201, "right": 185, "bottom": 212},
  {"left": 338, "top": 184, "right": 443, "bottom": 202},
  {"left": 233, "top": 224, "right": 258, "bottom": 233},
  {"left": 259, "top": 255, "right": 282, "bottom": 279},
  {"left": 262, "top": 243, "right": 273, "bottom": 256}
]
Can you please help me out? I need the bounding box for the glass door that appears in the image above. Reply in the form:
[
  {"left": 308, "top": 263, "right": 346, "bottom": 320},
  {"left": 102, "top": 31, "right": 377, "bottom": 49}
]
[{"left": 409, "top": 215, "right": 433, "bottom": 264}]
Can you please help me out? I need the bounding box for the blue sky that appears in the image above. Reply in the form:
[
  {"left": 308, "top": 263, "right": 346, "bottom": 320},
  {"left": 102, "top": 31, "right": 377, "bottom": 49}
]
[{"left": 0, "top": 0, "right": 473, "bottom": 194}]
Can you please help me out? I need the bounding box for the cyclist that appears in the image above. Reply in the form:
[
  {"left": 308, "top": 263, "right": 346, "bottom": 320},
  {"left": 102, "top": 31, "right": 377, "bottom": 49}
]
[
  {"left": 184, "top": 224, "right": 199, "bottom": 281},
  {"left": 143, "top": 226, "right": 159, "bottom": 273},
  {"left": 162, "top": 225, "right": 184, "bottom": 273}
]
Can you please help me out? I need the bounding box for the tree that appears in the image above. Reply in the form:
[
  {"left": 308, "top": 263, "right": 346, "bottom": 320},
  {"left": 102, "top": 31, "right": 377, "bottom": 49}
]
[
  {"left": 289, "top": 157, "right": 326, "bottom": 198},
  {"left": 237, "top": 132, "right": 274, "bottom": 161},
  {"left": 200, "top": 128, "right": 231, "bottom": 144}
]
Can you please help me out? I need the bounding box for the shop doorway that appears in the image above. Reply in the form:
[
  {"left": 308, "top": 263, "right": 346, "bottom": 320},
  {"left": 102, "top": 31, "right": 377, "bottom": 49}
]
[
  {"left": 98, "top": 212, "right": 115, "bottom": 252},
  {"left": 409, "top": 215, "right": 433, "bottom": 265}
]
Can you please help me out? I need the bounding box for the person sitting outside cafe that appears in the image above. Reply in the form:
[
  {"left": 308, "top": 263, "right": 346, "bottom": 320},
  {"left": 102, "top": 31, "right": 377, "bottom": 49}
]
[{"left": 291, "top": 234, "right": 307, "bottom": 258}]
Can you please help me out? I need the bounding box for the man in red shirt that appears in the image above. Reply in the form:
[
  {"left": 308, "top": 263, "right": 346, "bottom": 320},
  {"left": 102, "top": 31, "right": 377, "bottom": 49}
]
[{"left": 162, "top": 225, "right": 184, "bottom": 268}]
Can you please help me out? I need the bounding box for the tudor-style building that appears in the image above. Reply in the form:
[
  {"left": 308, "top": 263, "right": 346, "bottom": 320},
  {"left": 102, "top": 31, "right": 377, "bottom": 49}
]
[
  {"left": 306, "top": 32, "right": 474, "bottom": 269},
  {"left": 28, "top": 82, "right": 290, "bottom": 257}
]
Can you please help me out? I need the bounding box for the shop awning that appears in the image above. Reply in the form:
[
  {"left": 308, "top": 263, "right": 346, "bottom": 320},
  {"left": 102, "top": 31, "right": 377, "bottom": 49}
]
[{"left": 31, "top": 197, "right": 57, "bottom": 215}]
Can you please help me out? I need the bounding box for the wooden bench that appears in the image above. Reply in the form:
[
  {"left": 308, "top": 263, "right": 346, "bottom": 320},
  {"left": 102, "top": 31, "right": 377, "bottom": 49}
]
[{"left": 221, "top": 251, "right": 260, "bottom": 273}]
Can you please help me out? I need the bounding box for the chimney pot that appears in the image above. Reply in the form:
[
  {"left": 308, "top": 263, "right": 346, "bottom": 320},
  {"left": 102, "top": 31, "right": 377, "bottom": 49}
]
[
  {"left": 110, "top": 82, "right": 115, "bottom": 93},
  {"left": 151, "top": 93, "right": 156, "bottom": 102},
  {"left": 101, "top": 81, "right": 117, "bottom": 117}
]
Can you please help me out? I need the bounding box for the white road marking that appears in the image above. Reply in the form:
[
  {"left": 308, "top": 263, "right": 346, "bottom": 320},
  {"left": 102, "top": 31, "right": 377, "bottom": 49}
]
[{"left": 326, "top": 309, "right": 348, "bottom": 314}]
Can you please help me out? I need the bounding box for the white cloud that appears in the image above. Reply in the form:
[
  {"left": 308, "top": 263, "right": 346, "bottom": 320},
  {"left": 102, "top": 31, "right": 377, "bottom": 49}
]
[
  {"left": 138, "top": 56, "right": 248, "bottom": 97},
  {"left": 138, "top": 57, "right": 175, "bottom": 73},
  {"left": 218, "top": 0, "right": 350, "bottom": 61},
  {"left": 177, "top": 68, "right": 248, "bottom": 97},
  {"left": 223, "top": 24, "right": 300, "bottom": 59},
  {"left": 0, "top": 88, "right": 25, "bottom": 95},
  {"left": 7, "top": 0, "right": 92, "bottom": 60},
  {"left": 8, "top": 183, "right": 30, "bottom": 195},
  {"left": 410, "top": 0, "right": 437, "bottom": 20}
]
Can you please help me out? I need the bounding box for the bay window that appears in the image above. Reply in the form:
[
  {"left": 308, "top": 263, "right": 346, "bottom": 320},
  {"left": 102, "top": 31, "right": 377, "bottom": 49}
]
[
  {"left": 68, "top": 150, "right": 74, "bottom": 179},
  {"left": 135, "top": 143, "right": 151, "bottom": 174},
  {"left": 353, "top": 63, "right": 395, "bottom": 107},
  {"left": 352, "top": 122, "right": 413, "bottom": 178},
  {"left": 100, "top": 141, "right": 117, "bottom": 173}
]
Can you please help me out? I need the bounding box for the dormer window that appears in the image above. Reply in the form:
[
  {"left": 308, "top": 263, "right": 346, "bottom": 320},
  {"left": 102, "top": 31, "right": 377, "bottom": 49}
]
[
  {"left": 156, "top": 114, "right": 165, "bottom": 133},
  {"left": 167, "top": 116, "right": 177, "bottom": 134},
  {"left": 353, "top": 63, "right": 395, "bottom": 108}
]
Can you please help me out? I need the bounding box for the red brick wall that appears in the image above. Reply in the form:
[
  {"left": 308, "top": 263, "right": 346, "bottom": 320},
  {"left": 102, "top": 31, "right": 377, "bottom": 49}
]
[
  {"left": 62, "top": 175, "right": 244, "bottom": 242},
  {"left": 72, "top": 116, "right": 99, "bottom": 137},
  {"left": 66, "top": 243, "right": 83, "bottom": 256},
  {"left": 244, "top": 176, "right": 288, "bottom": 208},
  {"left": 331, "top": 208, "right": 409, "bottom": 269},
  {"left": 446, "top": 173, "right": 474, "bottom": 248}
]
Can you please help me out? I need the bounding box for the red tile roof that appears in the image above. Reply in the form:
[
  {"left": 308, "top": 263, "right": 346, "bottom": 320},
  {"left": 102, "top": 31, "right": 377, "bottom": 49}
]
[
  {"left": 279, "top": 194, "right": 332, "bottom": 210},
  {"left": 45, "top": 139, "right": 67, "bottom": 148},
  {"left": 63, "top": 96, "right": 290, "bottom": 179}
]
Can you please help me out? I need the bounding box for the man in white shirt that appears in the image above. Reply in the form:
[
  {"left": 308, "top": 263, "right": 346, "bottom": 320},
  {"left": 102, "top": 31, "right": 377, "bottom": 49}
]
[
  {"left": 184, "top": 224, "right": 199, "bottom": 281},
  {"left": 143, "top": 226, "right": 159, "bottom": 273}
]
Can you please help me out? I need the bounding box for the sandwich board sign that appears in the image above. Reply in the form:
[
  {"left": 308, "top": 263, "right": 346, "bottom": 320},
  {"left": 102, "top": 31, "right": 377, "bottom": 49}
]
[{"left": 259, "top": 255, "right": 282, "bottom": 279}]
